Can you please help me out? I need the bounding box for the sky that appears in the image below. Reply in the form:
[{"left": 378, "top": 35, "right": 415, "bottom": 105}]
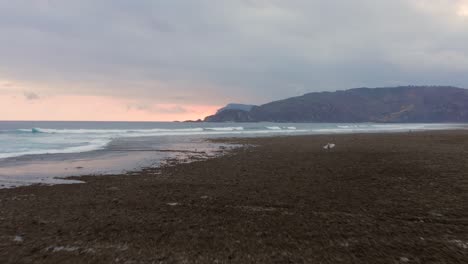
[{"left": 1, "top": 0, "right": 468, "bottom": 121}]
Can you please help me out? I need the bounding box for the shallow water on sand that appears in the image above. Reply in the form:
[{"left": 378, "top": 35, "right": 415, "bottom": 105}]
[{"left": 0, "top": 136, "right": 232, "bottom": 188}]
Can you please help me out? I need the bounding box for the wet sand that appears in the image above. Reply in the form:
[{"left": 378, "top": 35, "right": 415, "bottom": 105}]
[{"left": 1, "top": 131, "right": 468, "bottom": 263}]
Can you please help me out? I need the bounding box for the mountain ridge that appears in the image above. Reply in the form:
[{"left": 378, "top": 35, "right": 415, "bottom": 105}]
[
  {"left": 216, "top": 103, "right": 256, "bottom": 114},
  {"left": 204, "top": 86, "right": 468, "bottom": 123}
]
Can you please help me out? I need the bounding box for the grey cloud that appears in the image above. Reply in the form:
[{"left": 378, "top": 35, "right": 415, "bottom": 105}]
[
  {"left": 0, "top": 1, "right": 468, "bottom": 105},
  {"left": 127, "top": 103, "right": 188, "bottom": 114},
  {"left": 23, "top": 91, "right": 40, "bottom": 100},
  {"left": 153, "top": 105, "right": 188, "bottom": 114}
]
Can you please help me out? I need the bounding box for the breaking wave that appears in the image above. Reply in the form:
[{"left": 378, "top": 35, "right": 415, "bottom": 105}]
[
  {"left": 0, "top": 139, "right": 110, "bottom": 159},
  {"left": 15, "top": 126, "right": 303, "bottom": 135}
]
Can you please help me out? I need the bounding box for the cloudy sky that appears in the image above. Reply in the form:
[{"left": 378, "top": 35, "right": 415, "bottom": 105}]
[{"left": 1, "top": 0, "right": 468, "bottom": 121}]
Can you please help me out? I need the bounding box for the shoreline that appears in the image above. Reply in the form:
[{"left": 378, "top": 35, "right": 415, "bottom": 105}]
[
  {"left": 2, "top": 128, "right": 467, "bottom": 189},
  {"left": 1, "top": 130, "right": 468, "bottom": 263},
  {"left": 0, "top": 138, "right": 236, "bottom": 189}
]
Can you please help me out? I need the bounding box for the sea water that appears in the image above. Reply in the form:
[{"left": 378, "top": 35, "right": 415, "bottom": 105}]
[{"left": 0, "top": 121, "right": 464, "bottom": 188}]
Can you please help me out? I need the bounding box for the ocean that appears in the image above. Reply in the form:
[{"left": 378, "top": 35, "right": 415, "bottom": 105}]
[{"left": 0, "top": 121, "right": 465, "bottom": 188}]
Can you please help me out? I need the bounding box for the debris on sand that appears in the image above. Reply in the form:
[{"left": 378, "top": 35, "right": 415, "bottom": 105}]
[
  {"left": 449, "top": 239, "right": 468, "bottom": 249},
  {"left": 13, "top": 235, "right": 24, "bottom": 243},
  {"left": 323, "top": 143, "right": 336, "bottom": 150},
  {"left": 236, "top": 205, "right": 278, "bottom": 212},
  {"left": 399, "top": 257, "right": 410, "bottom": 263},
  {"left": 48, "top": 246, "right": 80, "bottom": 253}
]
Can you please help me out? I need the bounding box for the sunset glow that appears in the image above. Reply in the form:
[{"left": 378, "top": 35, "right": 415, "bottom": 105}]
[
  {"left": 0, "top": 93, "right": 219, "bottom": 121},
  {"left": 458, "top": 2, "right": 468, "bottom": 16}
]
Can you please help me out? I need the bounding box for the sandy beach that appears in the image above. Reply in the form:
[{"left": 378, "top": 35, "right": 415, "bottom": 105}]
[{"left": 1, "top": 131, "right": 468, "bottom": 263}]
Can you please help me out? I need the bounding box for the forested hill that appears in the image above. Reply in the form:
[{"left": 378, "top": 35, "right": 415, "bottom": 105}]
[{"left": 204, "top": 86, "right": 468, "bottom": 123}]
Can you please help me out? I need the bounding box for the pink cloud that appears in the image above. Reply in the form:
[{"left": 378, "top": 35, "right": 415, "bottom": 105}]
[{"left": 0, "top": 94, "right": 219, "bottom": 121}]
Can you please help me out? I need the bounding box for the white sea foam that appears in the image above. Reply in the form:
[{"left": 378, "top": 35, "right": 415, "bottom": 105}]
[
  {"left": 26, "top": 127, "right": 205, "bottom": 134},
  {"left": 1, "top": 123, "right": 464, "bottom": 160},
  {"left": 204, "top": 127, "right": 244, "bottom": 131},
  {"left": 1, "top": 127, "right": 308, "bottom": 159},
  {"left": 266, "top": 126, "right": 297, "bottom": 130},
  {"left": 0, "top": 139, "right": 111, "bottom": 159}
]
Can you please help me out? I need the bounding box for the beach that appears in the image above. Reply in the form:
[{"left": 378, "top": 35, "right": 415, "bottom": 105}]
[{"left": 1, "top": 131, "right": 468, "bottom": 263}]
